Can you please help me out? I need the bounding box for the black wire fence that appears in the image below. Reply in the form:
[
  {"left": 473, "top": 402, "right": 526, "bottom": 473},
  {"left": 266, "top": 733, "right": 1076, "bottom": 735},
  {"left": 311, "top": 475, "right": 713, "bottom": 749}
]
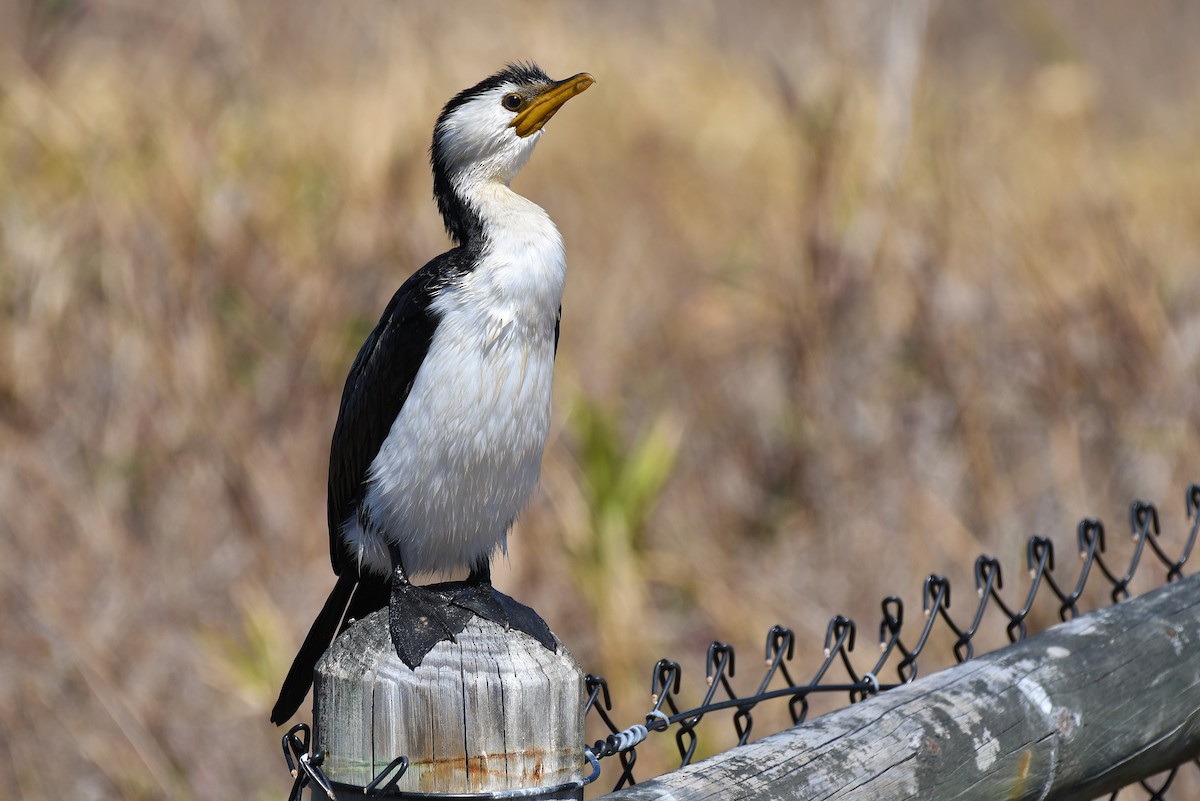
[
  {"left": 281, "top": 484, "right": 1200, "bottom": 800},
  {"left": 582, "top": 484, "right": 1200, "bottom": 798}
]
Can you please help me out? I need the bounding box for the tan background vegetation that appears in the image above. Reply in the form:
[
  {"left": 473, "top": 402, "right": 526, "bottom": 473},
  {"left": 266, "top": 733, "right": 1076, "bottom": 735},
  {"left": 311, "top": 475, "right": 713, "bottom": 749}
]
[{"left": 2, "top": 1, "right": 1199, "bottom": 798}]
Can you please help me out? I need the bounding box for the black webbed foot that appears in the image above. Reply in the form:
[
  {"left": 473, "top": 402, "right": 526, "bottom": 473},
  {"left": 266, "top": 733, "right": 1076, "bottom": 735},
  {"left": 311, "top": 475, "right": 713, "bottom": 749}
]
[
  {"left": 388, "top": 580, "right": 473, "bottom": 669},
  {"left": 387, "top": 550, "right": 472, "bottom": 669},
  {"left": 438, "top": 583, "right": 556, "bottom": 652},
  {"left": 387, "top": 553, "right": 557, "bottom": 669},
  {"left": 492, "top": 589, "right": 556, "bottom": 652},
  {"left": 443, "top": 558, "right": 557, "bottom": 653},
  {"left": 446, "top": 581, "right": 508, "bottom": 623}
]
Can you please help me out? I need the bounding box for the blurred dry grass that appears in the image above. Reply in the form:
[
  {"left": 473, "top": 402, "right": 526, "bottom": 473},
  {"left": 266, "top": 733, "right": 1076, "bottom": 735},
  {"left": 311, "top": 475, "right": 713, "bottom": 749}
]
[{"left": 2, "top": 1, "right": 1200, "bottom": 798}]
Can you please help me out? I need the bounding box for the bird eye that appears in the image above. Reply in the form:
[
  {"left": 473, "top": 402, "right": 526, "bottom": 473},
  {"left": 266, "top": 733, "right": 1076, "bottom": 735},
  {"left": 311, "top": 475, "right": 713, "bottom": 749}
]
[{"left": 502, "top": 93, "right": 523, "bottom": 111}]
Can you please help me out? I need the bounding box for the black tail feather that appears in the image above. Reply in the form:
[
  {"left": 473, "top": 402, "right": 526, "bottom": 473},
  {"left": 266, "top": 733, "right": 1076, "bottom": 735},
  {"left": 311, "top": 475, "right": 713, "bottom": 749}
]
[{"left": 270, "top": 572, "right": 388, "bottom": 725}]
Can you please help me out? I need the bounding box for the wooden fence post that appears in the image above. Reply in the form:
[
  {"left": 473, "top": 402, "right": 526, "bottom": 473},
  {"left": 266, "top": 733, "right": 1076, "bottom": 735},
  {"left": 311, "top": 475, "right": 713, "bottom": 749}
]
[{"left": 313, "top": 607, "right": 587, "bottom": 799}]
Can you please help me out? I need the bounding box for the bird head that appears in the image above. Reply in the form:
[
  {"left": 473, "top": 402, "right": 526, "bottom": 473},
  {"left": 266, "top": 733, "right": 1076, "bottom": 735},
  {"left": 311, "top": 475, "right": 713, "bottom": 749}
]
[{"left": 430, "top": 63, "right": 593, "bottom": 243}]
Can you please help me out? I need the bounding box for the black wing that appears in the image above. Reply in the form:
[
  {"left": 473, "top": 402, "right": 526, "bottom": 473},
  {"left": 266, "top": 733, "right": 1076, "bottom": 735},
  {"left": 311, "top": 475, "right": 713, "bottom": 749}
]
[
  {"left": 326, "top": 247, "right": 473, "bottom": 575},
  {"left": 273, "top": 248, "right": 478, "bottom": 724}
]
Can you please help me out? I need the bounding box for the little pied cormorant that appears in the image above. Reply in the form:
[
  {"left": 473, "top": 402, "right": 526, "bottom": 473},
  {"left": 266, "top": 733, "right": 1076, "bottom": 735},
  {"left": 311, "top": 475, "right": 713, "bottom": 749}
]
[{"left": 271, "top": 63, "right": 593, "bottom": 725}]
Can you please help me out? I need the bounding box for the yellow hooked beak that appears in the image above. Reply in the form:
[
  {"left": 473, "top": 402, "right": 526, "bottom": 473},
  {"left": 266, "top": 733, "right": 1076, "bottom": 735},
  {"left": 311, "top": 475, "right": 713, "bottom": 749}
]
[{"left": 510, "top": 72, "right": 595, "bottom": 138}]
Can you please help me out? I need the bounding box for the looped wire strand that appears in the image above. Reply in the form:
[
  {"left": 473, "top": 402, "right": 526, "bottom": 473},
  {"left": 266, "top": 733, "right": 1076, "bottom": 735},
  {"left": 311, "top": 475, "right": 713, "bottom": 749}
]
[{"left": 580, "top": 485, "right": 1200, "bottom": 796}]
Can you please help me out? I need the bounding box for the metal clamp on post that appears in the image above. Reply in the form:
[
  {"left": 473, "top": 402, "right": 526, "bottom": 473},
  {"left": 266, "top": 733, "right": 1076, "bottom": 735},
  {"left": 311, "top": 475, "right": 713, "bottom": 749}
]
[{"left": 281, "top": 722, "right": 600, "bottom": 801}]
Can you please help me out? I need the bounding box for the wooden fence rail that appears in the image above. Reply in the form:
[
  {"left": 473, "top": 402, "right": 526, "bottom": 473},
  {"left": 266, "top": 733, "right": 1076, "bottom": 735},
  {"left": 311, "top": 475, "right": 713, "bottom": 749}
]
[{"left": 595, "top": 573, "right": 1200, "bottom": 801}]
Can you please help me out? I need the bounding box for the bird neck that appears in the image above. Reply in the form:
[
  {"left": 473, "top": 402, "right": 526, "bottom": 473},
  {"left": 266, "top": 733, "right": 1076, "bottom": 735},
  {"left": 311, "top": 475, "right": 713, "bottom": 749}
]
[
  {"left": 441, "top": 171, "right": 559, "bottom": 254},
  {"left": 433, "top": 162, "right": 484, "bottom": 245},
  {"left": 443, "top": 176, "right": 566, "bottom": 317},
  {"left": 432, "top": 136, "right": 539, "bottom": 248}
]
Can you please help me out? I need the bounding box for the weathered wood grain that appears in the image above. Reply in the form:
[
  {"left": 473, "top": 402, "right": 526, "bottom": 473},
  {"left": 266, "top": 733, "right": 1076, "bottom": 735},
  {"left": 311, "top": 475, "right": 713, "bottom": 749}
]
[
  {"left": 314, "top": 608, "right": 586, "bottom": 798},
  {"left": 599, "top": 574, "right": 1200, "bottom": 800}
]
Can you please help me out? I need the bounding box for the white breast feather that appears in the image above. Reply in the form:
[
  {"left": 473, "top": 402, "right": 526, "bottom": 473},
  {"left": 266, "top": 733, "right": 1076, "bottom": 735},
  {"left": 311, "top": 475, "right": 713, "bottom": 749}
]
[{"left": 343, "top": 186, "right": 565, "bottom": 577}]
